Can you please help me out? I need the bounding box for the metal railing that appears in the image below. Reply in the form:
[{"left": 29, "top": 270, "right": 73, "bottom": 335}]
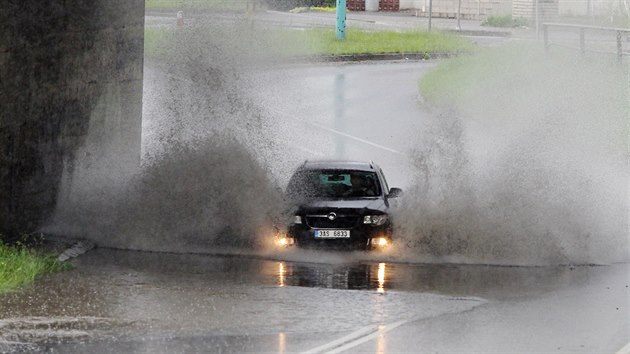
[{"left": 542, "top": 22, "right": 630, "bottom": 61}]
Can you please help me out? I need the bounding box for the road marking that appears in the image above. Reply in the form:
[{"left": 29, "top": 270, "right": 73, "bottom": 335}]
[
  {"left": 301, "top": 120, "right": 406, "bottom": 157},
  {"left": 265, "top": 104, "right": 407, "bottom": 157},
  {"left": 326, "top": 320, "right": 407, "bottom": 354},
  {"left": 616, "top": 342, "right": 630, "bottom": 354},
  {"left": 300, "top": 320, "right": 408, "bottom": 354},
  {"left": 57, "top": 240, "right": 95, "bottom": 261},
  {"left": 152, "top": 64, "right": 409, "bottom": 158},
  {"left": 0, "top": 340, "right": 30, "bottom": 345},
  {"left": 300, "top": 325, "right": 378, "bottom": 354}
]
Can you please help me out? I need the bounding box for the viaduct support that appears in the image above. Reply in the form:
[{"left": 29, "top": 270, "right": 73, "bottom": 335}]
[{"left": 0, "top": 1, "right": 145, "bottom": 240}]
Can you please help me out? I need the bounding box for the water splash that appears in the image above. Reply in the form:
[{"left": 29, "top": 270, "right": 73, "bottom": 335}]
[
  {"left": 45, "top": 17, "right": 285, "bottom": 252},
  {"left": 395, "top": 46, "right": 629, "bottom": 265}
]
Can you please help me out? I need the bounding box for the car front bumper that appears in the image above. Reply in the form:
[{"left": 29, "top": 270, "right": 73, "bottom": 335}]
[{"left": 287, "top": 223, "right": 392, "bottom": 250}]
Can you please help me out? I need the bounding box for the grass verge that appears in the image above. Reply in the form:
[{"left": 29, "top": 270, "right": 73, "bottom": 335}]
[
  {"left": 145, "top": 26, "right": 474, "bottom": 60},
  {"left": 418, "top": 42, "right": 628, "bottom": 112},
  {"left": 300, "top": 29, "right": 473, "bottom": 56},
  {"left": 309, "top": 6, "right": 336, "bottom": 12},
  {"left": 290, "top": 6, "right": 337, "bottom": 13},
  {"left": 481, "top": 15, "right": 528, "bottom": 28},
  {"left": 146, "top": 0, "right": 249, "bottom": 11},
  {"left": 0, "top": 242, "right": 69, "bottom": 294},
  {"left": 418, "top": 45, "right": 518, "bottom": 108}
]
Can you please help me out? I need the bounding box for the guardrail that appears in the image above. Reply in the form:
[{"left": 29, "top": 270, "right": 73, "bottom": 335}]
[{"left": 542, "top": 22, "right": 630, "bottom": 61}]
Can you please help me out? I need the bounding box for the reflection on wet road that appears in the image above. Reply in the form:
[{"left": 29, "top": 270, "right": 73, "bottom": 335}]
[
  {"left": 272, "top": 261, "right": 387, "bottom": 292},
  {"left": 0, "top": 249, "right": 627, "bottom": 353},
  {"left": 248, "top": 62, "right": 435, "bottom": 189}
]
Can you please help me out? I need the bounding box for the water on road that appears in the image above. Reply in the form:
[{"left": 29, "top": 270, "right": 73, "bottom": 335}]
[{"left": 0, "top": 249, "right": 627, "bottom": 353}]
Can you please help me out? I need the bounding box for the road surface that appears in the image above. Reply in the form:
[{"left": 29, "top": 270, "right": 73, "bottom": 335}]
[
  {"left": 247, "top": 61, "right": 437, "bottom": 189},
  {"left": 0, "top": 248, "right": 627, "bottom": 353},
  {"left": 5, "top": 29, "right": 628, "bottom": 352}
]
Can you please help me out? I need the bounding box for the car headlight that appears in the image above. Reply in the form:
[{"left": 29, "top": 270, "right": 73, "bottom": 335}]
[
  {"left": 276, "top": 236, "right": 294, "bottom": 247},
  {"left": 292, "top": 215, "right": 302, "bottom": 224},
  {"left": 363, "top": 214, "right": 388, "bottom": 226},
  {"left": 373, "top": 237, "right": 389, "bottom": 247}
]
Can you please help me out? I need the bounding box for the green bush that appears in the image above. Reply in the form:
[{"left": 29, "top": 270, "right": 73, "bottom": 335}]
[
  {"left": 266, "top": 0, "right": 335, "bottom": 11},
  {"left": 481, "top": 15, "right": 529, "bottom": 28},
  {"left": 0, "top": 241, "right": 69, "bottom": 293},
  {"left": 512, "top": 16, "right": 529, "bottom": 27}
]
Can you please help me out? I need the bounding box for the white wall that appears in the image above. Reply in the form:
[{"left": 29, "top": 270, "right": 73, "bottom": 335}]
[
  {"left": 400, "top": 0, "right": 512, "bottom": 19},
  {"left": 400, "top": 0, "right": 624, "bottom": 18},
  {"left": 558, "top": 0, "right": 624, "bottom": 17}
]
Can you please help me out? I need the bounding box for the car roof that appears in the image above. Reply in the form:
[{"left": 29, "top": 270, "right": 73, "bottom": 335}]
[{"left": 299, "top": 160, "right": 379, "bottom": 172}]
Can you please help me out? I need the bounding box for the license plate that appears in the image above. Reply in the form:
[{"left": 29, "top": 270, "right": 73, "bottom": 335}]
[{"left": 314, "top": 230, "right": 351, "bottom": 239}]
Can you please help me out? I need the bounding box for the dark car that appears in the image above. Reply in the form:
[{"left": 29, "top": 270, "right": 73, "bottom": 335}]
[{"left": 278, "top": 160, "right": 402, "bottom": 250}]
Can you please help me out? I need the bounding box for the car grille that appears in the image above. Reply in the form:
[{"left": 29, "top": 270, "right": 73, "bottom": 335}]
[{"left": 306, "top": 215, "right": 359, "bottom": 229}]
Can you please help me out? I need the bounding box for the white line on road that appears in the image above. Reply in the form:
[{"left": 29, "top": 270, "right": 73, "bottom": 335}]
[
  {"left": 265, "top": 104, "right": 407, "bottom": 157},
  {"left": 300, "top": 120, "right": 407, "bottom": 157},
  {"left": 151, "top": 64, "right": 408, "bottom": 158},
  {"left": 326, "top": 320, "right": 407, "bottom": 354},
  {"left": 300, "top": 325, "right": 378, "bottom": 354},
  {"left": 300, "top": 320, "right": 408, "bottom": 354},
  {"left": 616, "top": 342, "right": 630, "bottom": 354}
]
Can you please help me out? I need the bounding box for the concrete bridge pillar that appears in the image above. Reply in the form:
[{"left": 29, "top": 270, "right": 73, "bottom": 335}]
[{"left": 0, "top": 0, "right": 145, "bottom": 240}]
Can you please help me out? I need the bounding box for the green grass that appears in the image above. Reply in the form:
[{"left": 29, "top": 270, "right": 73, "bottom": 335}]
[
  {"left": 419, "top": 43, "right": 579, "bottom": 109},
  {"left": 309, "top": 6, "right": 336, "bottom": 12},
  {"left": 289, "top": 6, "right": 337, "bottom": 13},
  {"left": 145, "top": 26, "right": 474, "bottom": 60},
  {"left": 302, "top": 29, "right": 474, "bottom": 56},
  {"left": 419, "top": 47, "right": 501, "bottom": 108},
  {"left": 146, "top": 0, "right": 250, "bottom": 11},
  {"left": 481, "top": 15, "right": 529, "bottom": 28},
  {"left": 418, "top": 42, "right": 628, "bottom": 113},
  {"left": 0, "top": 242, "right": 68, "bottom": 294},
  {"left": 144, "top": 26, "right": 174, "bottom": 59}
]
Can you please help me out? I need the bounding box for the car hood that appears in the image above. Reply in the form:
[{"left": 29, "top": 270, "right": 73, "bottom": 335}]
[{"left": 294, "top": 198, "right": 388, "bottom": 215}]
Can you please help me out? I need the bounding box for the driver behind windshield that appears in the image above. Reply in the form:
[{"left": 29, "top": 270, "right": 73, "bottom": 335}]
[
  {"left": 286, "top": 170, "right": 380, "bottom": 200},
  {"left": 344, "top": 173, "right": 377, "bottom": 197}
]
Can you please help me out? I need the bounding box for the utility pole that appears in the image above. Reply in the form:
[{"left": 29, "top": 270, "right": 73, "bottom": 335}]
[
  {"left": 457, "top": 0, "right": 462, "bottom": 31},
  {"left": 428, "top": 0, "right": 433, "bottom": 32},
  {"left": 535, "top": 0, "right": 540, "bottom": 39},
  {"left": 336, "top": 0, "right": 347, "bottom": 40}
]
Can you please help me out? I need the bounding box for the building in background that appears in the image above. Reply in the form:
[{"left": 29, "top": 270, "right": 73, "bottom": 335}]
[
  {"left": 346, "top": 0, "right": 628, "bottom": 21},
  {"left": 400, "top": 0, "right": 513, "bottom": 19},
  {"left": 512, "top": 0, "right": 557, "bottom": 20},
  {"left": 557, "top": 0, "right": 629, "bottom": 17}
]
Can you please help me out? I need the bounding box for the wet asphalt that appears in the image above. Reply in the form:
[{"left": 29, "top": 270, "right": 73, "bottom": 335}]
[
  {"left": 5, "top": 58, "right": 625, "bottom": 354},
  {"left": 0, "top": 248, "right": 627, "bottom": 353},
  {"left": 3, "top": 14, "right": 627, "bottom": 352}
]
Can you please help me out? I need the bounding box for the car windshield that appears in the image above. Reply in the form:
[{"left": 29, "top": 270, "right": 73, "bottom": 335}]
[{"left": 286, "top": 169, "right": 381, "bottom": 200}]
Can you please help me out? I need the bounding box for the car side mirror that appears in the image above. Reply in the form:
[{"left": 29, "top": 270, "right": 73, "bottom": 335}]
[{"left": 387, "top": 187, "right": 403, "bottom": 198}]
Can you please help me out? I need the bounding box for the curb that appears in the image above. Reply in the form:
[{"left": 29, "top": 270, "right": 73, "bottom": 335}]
[
  {"left": 446, "top": 29, "right": 511, "bottom": 37},
  {"left": 42, "top": 234, "right": 96, "bottom": 262},
  {"left": 289, "top": 51, "right": 461, "bottom": 63},
  {"left": 57, "top": 240, "right": 95, "bottom": 262}
]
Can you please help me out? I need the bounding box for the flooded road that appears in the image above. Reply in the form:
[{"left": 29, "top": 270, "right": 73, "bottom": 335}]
[
  {"left": 246, "top": 61, "right": 435, "bottom": 189},
  {"left": 32, "top": 28, "right": 629, "bottom": 352},
  {"left": 143, "top": 60, "right": 436, "bottom": 194},
  {"left": 1, "top": 249, "right": 627, "bottom": 353}
]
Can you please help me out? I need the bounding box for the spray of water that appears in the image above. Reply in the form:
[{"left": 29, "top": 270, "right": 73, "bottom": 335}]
[
  {"left": 45, "top": 16, "right": 286, "bottom": 252},
  {"left": 44, "top": 14, "right": 628, "bottom": 266},
  {"left": 394, "top": 45, "right": 629, "bottom": 265}
]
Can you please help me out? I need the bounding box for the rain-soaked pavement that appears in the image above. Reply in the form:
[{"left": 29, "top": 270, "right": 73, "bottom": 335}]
[
  {"left": 8, "top": 19, "right": 626, "bottom": 352},
  {"left": 0, "top": 248, "right": 627, "bottom": 353}
]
